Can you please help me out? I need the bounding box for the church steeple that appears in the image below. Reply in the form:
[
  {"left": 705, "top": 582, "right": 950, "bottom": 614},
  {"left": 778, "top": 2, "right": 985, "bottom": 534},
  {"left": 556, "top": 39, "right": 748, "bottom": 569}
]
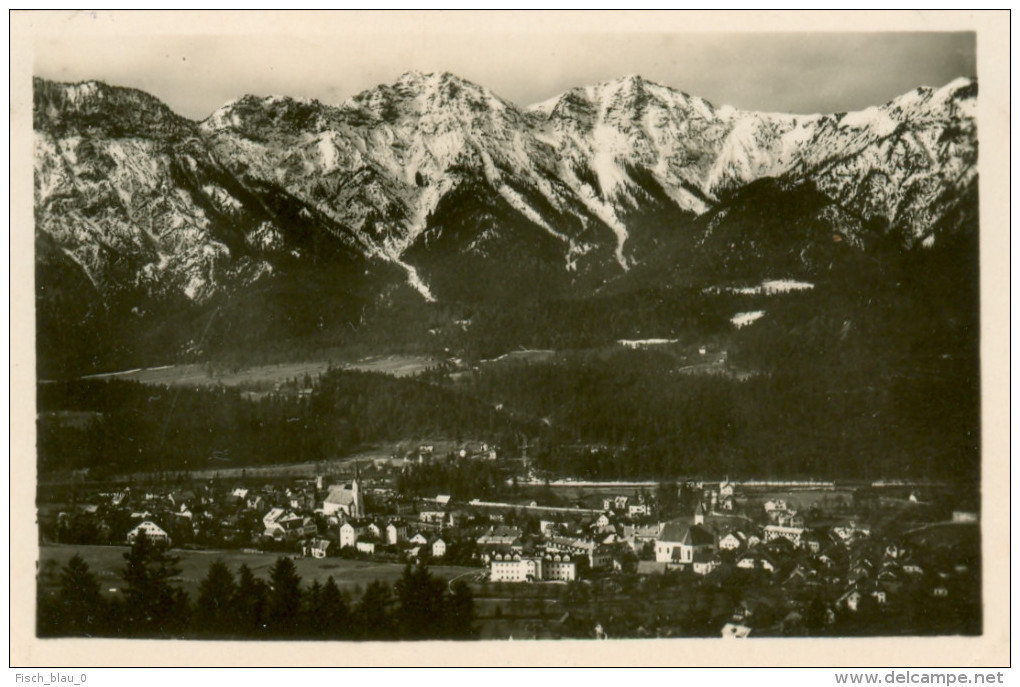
[
  {"left": 694, "top": 501, "right": 706, "bottom": 526},
  {"left": 351, "top": 462, "right": 364, "bottom": 519}
]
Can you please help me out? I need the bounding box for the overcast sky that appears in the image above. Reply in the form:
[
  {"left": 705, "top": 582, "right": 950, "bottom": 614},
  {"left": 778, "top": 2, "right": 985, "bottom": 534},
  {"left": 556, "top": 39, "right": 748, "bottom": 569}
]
[{"left": 33, "top": 25, "right": 975, "bottom": 121}]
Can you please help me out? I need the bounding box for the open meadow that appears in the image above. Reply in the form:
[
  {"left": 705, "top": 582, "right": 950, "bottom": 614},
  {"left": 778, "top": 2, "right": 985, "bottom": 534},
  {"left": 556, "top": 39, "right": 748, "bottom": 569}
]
[{"left": 38, "top": 544, "right": 476, "bottom": 598}]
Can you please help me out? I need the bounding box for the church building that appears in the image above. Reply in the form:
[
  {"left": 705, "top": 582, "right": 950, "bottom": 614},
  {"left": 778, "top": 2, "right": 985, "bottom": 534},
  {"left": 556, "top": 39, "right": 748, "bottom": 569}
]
[{"left": 322, "top": 471, "right": 364, "bottom": 519}]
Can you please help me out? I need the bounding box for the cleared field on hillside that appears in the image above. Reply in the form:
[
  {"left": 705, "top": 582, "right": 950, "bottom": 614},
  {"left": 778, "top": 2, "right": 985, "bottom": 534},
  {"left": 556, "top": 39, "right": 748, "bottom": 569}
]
[
  {"left": 124, "top": 438, "right": 479, "bottom": 481},
  {"left": 79, "top": 355, "right": 436, "bottom": 387},
  {"left": 176, "top": 447, "right": 397, "bottom": 481},
  {"left": 38, "top": 544, "right": 475, "bottom": 598}
]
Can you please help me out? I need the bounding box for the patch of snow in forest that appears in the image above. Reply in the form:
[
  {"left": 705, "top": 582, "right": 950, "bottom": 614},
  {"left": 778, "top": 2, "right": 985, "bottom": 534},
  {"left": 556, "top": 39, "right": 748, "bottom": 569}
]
[
  {"left": 707, "top": 280, "right": 814, "bottom": 296},
  {"left": 759, "top": 279, "right": 814, "bottom": 294},
  {"left": 391, "top": 257, "right": 435, "bottom": 302},
  {"left": 731, "top": 311, "right": 765, "bottom": 328},
  {"left": 183, "top": 276, "right": 206, "bottom": 301},
  {"left": 618, "top": 339, "right": 679, "bottom": 348}
]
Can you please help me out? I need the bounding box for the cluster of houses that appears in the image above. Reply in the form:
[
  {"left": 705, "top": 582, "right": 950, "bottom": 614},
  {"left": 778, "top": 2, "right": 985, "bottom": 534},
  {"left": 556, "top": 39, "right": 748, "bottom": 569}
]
[
  {"left": 54, "top": 485, "right": 232, "bottom": 549},
  {"left": 464, "top": 481, "right": 978, "bottom": 639},
  {"left": 716, "top": 514, "right": 978, "bottom": 638},
  {"left": 52, "top": 471, "right": 978, "bottom": 637},
  {"left": 52, "top": 473, "right": 420, "bottom": 555},
  {"left": 56, "top": 473, "right": 606, "bottom": 570},
  {"left": 623, "top": 493, "right": 978, "bottom": 637}
]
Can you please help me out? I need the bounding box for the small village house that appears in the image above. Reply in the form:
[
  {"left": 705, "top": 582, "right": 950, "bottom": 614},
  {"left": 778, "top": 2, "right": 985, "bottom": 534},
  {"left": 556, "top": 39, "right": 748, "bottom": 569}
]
[{"left": 127, "top": 520, "right": 171, "bottom": 547}]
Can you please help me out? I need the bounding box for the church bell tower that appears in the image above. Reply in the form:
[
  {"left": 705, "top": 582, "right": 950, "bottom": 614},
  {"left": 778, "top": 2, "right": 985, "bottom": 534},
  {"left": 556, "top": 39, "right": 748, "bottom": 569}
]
[{"left": 351, "top": 462, "right": 364, "bottom": 519}]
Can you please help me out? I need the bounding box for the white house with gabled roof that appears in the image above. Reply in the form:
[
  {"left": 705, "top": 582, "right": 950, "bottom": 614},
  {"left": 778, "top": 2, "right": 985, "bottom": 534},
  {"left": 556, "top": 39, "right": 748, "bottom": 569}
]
[{"left": 127, "top": 521, "right": 171, "bottom": 547}]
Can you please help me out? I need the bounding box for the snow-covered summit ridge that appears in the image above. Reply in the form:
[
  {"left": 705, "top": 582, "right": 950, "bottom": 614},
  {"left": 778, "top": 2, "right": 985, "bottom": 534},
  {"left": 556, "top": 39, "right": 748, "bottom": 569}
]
[{"left": 33, "top": 72, "right": 977, "bottom": 306}]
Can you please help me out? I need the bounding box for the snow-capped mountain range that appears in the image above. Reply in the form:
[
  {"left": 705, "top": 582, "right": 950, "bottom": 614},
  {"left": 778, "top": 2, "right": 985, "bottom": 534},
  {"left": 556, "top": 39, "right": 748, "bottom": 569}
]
[{"left": 34, "top": 71, "right": 977, "bottom": 329}]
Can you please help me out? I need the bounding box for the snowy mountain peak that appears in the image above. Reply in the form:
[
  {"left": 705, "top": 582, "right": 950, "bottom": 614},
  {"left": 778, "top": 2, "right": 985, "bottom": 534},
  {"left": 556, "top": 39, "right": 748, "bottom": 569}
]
[
  {"left": 33, "top": 72, "right": 978, "bottom": 326},
  {"left": 34, "top": 77, "right": 192, "bottom": 138},
  {"left": 35, "top": 77, "right": 122, "bottom": 106},
  {"left": 939, "top": 76, "right": 977, "bottom": 97},
  {"left": 394, "top": 69, "right": 475, "bottom": 89},
  {"left": 610, "top": 73, "right": 647, "bottom": 93},
  {"left": 201, "top": 93, "right": 334, "bottom": 135},
  {"left": 346, "top": 70, "right": 517, "bottom": 121}
]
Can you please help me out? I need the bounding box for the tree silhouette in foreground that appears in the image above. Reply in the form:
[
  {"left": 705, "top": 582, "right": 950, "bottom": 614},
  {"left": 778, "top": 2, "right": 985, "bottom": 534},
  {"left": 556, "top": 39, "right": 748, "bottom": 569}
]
[
  {"left": 37, "top": 549, "right": 485, "bottom": 640},
  {"left": 46, "top": 554, "right": 107, "bottom": 636},
  {"left": 233, "top": 563, "right": 268, "bottom": 637},
  {"left": 356, "top": 579, "right": 395, "bottom": 639},
  {"left": 266, "top": 556, "right": 303, "bottom": 636},
  {"left": 195, "top": 559, "right": 237, "bottom": 635},
  {"left": 394, "top": 563, "right": 448, "bottom": 639},
  {"left": 446, "top": 580, "right": 476, "bottom": 639},
  {"left": 119, "top": 531, "right": 189, "bottom": 636},
  {"left": 318, "top": 576, "right": 353, "bottom": 639}
]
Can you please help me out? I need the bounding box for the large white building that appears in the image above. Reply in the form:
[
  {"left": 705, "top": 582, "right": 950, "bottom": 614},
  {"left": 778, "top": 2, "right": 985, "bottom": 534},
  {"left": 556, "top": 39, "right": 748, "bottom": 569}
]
[
  {"left": 491, "top": 553, "right": 542, "bottom": 582},
  {"left": 489, "top": 553, "right": 577, "bottom": 583},
  {"left": 546, "top": 536, "right": 612, "bottom": 569},
  {"left": 542, "top": 555, "right": 578, "bottom": 582}
]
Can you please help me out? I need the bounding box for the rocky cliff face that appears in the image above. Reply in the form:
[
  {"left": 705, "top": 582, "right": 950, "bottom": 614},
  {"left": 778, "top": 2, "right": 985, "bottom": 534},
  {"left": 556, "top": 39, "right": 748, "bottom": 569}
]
[{"left": 529, "top": 74, "right": 977, "bottom": 250}]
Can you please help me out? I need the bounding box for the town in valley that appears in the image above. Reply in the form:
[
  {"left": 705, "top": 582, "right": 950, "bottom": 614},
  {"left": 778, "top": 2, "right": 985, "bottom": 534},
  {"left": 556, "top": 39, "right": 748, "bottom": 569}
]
[
  {"left": 30, "top": 28, "right": 982, "bottom": 643},
  {"left": 38, "top": 432, "right": 980, "bottom": 640}
]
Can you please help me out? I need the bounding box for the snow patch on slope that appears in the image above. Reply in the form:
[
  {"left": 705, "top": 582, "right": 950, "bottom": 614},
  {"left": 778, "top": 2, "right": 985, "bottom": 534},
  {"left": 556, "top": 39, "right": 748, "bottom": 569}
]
[
  {"left": 393, "top": 256, "right": 435, "bottom": 302},
  {"left": 590, "top": 124, "right": 633, "bottom": 199},
  {"left": 316, "top": 133, "right": 342, "bottom": 172},
  {"left": 839, "top": 107, "right": 898, "bottom": 136},
  {"left": 618, "top": 338, "right": 679, "bottom": 348},
  {"left": 731, "top": 311, "right": 765, "bottom": 328},
  {"left": 574, "top": 183, "right": 630, "bottom": 270},
  {"left": 477, "top": 145, "right": 571, "bottom": 247},
  {"left": 707, "top": 280, "right": 814, "bottom": 296}
]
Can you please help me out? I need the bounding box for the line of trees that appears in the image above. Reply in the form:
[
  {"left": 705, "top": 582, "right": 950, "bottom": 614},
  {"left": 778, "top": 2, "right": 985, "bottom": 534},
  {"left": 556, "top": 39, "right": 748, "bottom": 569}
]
[
  {"left": 37, "top": 369, "right": 526, "bottom": 477},
  {"left": 395, "top": 457, "right": 508, "bottom": 501},
  {"left": 37, "top": 532, "right": 475, "bottom": 640}
]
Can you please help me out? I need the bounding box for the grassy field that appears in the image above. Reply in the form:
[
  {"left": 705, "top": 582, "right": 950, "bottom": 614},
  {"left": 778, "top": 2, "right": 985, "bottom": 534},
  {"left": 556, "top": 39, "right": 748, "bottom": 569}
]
[
  {"left": 107, "top": 437, "right": 484, "bottom": 482},
  {"left": 79, "top": 354, "right": 437, "bottom": 387},
  {"left": 38, "top": 544, "right": 476, "bottom": 598},
  {"left": 740, "top": 488, "right": 854, "bottom": 510},
  {"left": 173, "top": 446, "right": 398, "bottom": 481},
  {"left": 519, "top": 483, "right": 854, "bottom": 510},
  {"left": 480, "top": 349, "right": 556, "bottom": 365}
]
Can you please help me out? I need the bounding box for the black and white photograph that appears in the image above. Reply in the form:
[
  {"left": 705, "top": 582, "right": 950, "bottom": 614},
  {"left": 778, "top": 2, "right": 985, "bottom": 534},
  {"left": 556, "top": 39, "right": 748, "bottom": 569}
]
[{"left": 11, "top": 10, "right": 1010, "bottom": 668}]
